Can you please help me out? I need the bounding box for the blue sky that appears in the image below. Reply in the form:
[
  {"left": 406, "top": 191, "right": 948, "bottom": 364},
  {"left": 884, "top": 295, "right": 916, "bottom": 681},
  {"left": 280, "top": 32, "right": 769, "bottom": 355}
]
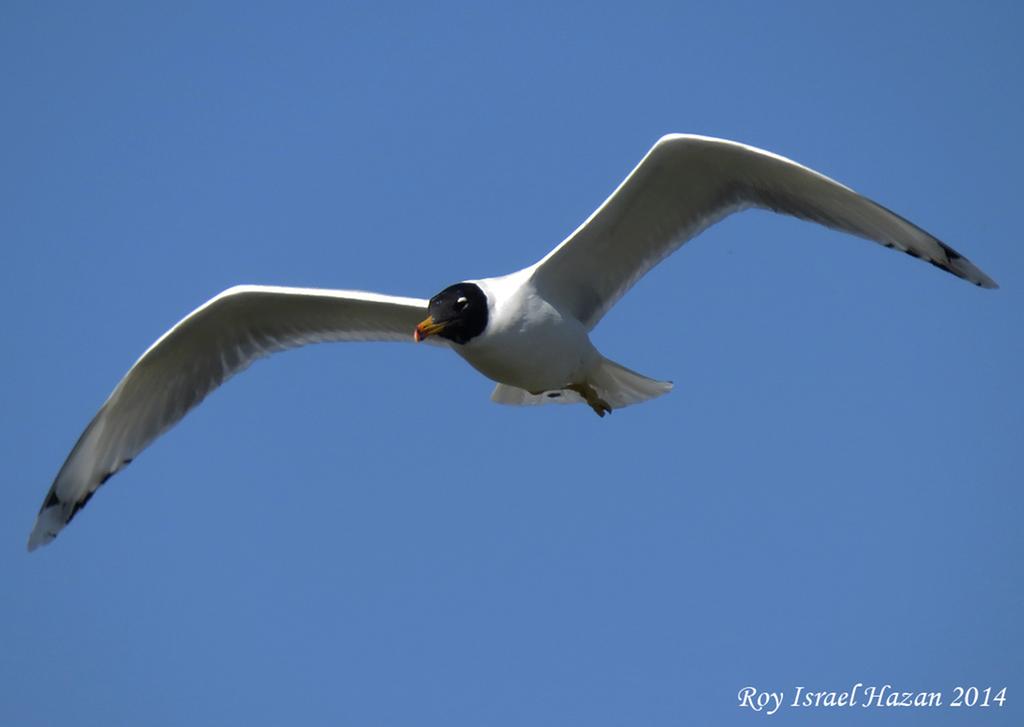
[{"left": 2, "top": 2, "right": 1022, "bottom": 725}]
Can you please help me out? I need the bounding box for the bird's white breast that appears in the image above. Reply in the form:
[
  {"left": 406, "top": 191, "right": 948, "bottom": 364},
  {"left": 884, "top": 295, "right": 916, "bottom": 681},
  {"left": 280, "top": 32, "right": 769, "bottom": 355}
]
[{"left": 455, "top": 270, "right": 599, "bottom": 392}]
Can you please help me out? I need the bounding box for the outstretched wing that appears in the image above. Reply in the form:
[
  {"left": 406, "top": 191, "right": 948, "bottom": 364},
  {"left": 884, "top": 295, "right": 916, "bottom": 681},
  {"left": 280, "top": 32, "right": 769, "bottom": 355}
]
[
  {"left": 28, "top": 285, "right": 436, "bottom": 551},
  {"left": 531, "top": 134, "right": 998, "bottom": 329}
]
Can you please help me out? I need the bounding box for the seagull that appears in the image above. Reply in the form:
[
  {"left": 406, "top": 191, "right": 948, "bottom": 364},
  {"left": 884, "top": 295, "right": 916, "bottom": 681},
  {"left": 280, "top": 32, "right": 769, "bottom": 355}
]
[{"left": 27, "top": 134, "right": 998, "bottom": 551}]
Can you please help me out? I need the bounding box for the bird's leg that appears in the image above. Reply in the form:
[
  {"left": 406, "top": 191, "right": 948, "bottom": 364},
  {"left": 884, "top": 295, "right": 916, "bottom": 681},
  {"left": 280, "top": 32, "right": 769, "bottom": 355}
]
[{"left": 567, "top": 383, "right": 612, "bottom": 418}]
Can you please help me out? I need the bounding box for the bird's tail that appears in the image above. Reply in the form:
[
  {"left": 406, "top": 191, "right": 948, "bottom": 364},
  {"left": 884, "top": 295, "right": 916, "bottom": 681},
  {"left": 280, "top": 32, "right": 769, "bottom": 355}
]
[
  {"left": 490, "top": 356, "right": 672, "bottom": 411},
  {"left": 588, "top": 356, "right": 673, "bottom": 409}
]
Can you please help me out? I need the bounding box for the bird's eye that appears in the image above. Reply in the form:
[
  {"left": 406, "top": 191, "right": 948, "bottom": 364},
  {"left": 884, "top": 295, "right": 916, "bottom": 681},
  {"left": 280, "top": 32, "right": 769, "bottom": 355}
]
[{"left": 454, "top": 296, "right": 468, "bottom": 312}]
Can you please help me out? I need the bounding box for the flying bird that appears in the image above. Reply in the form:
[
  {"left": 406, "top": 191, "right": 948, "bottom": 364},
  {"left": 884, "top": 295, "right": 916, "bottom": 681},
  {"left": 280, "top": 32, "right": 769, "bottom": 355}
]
[{"left": 27, "top": 134, "right": 997, "bottom": 550}]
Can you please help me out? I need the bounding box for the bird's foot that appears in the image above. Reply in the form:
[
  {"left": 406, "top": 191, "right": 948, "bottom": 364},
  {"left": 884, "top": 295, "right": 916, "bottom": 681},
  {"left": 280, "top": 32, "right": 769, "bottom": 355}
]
[{"left": 567, "top": 383, "right": 613, "bottom": 418}]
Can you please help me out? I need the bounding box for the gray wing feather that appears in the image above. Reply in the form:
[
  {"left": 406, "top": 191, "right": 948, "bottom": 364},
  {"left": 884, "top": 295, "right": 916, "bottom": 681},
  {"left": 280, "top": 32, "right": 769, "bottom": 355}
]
[
  {"left": 28, "top": 285, "right": 433, "bottom": 550},
  {"left": 531, "top": 135, "right": 997, "bottom": 329}
]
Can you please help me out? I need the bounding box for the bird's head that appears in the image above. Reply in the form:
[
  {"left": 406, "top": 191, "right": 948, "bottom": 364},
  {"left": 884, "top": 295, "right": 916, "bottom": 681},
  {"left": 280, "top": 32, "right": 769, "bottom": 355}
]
[{"left": 414, "top": 282, "right": 488, "bottom": 345}]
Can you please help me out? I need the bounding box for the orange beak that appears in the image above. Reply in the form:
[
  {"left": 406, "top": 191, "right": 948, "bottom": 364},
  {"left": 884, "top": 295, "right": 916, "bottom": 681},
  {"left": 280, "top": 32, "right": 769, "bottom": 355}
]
[{"left": 414, "top": 315, "right": 447, "bottom": 342}]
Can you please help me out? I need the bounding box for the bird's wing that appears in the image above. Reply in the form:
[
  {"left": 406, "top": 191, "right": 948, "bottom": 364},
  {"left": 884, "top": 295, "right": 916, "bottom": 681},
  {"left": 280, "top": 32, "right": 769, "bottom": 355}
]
[
  {"left": 530, "top": 134, "right": 997, "bottom": 329},
  {"left": 28, "top": 285, "right": 437, "bottom": 551}
]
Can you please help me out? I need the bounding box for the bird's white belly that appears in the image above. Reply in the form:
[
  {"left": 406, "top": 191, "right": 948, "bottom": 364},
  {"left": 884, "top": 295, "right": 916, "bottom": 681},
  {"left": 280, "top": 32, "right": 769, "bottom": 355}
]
[{"left": 455, "top": 286, "right": 598, "bottom": 393}]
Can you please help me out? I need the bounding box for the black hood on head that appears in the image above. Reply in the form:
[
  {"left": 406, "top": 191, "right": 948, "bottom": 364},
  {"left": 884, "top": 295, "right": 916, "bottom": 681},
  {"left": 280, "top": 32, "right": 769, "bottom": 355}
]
[{"left": 427, "top": 282, "right": 488, "bottom": 345}]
